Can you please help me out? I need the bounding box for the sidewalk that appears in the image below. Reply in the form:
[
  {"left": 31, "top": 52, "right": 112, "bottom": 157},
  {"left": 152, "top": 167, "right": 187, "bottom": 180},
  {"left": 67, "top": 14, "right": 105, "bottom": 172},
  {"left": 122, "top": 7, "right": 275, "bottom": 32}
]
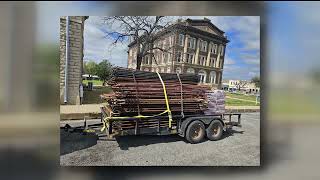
[
  {"left": 60, "top": 104, "right": 103, "bottom": 120},
  {"left": 60, "top": 104, "right": 260, "bottom": 120}
]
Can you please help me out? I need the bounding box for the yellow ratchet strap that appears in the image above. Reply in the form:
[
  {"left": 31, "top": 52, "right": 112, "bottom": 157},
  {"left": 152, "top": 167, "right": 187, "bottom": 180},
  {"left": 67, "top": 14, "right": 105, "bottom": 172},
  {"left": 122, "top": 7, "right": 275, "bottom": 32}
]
[
  {"left": 156, "top": 72, "right": 173, "bottom": 128},
  {"left": 100, "top": 72, "right": 173, "bottom": 133}
]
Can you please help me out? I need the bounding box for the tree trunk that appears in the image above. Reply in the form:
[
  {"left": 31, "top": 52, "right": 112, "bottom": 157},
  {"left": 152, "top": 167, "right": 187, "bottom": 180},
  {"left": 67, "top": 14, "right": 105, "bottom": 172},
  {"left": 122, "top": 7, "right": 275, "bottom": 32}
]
[{"left": 136, "top": 53, "right": 143, "bottom": 70}]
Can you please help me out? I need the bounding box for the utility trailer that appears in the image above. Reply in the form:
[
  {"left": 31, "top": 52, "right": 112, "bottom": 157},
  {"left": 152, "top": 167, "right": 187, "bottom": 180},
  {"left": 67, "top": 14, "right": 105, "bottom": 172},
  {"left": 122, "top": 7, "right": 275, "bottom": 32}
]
[
  {"left": 99, "top": 106, "right": 242, "bottom": 144},
  {"left": 61, "top": 106, "right": 242, "bottom": 144}
]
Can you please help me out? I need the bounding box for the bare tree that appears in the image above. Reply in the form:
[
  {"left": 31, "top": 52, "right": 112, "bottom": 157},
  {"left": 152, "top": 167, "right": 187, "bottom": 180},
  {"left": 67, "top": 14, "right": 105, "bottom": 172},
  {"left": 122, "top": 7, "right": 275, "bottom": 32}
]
[
  {"left": 103, "top": 16, "right": 181, "bottom": 70},
  {"left": 235, "top": 80, "right": 248, "bottom": 91}
]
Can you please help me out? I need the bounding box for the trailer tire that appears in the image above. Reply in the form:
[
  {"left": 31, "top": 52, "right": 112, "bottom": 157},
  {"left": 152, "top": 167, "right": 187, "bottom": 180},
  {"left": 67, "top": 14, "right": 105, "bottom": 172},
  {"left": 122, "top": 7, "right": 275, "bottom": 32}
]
[
  {"left": 185, "top": 120, "right": 205, "bottom": 144},
  {"left": 206, "top": 120, "right": 223, "bottom": 141}
]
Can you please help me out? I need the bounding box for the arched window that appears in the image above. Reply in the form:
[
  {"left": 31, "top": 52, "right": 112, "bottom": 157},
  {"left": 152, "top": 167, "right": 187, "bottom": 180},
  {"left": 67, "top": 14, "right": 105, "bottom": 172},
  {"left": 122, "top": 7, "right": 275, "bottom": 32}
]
[
  {"left": 186, "top": 68, "right": 195, "bottom": 74},
  {"left": 161, "top": 67, "right": 165, "bottom": 73},
  {"left": 198, "top": 70, "right": 207, "bottom": 83},
  {"left": 209, "top": 71, "right": 216, "bottom": 84},
  {"left": 176, "top": 67, "right": 182, "bottom": 74},
  {"left": 167, "top": 67, "right": 171, "bottom": 73}
]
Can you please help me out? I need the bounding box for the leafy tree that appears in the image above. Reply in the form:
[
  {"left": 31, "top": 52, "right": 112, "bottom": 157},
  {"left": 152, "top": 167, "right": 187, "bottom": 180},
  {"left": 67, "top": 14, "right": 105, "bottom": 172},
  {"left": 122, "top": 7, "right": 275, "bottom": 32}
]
[
  {"left": 251, "top": 76, "right": 260, "bottom": 88},
  {"left": 235, "top": 80, "right": 249, "bottom": 91},
  {"left": 84, "top": 61, "right": 98, "bottom": 76},
  {"left": 96, "top": 60, "right": 113, "bottom": 86}
]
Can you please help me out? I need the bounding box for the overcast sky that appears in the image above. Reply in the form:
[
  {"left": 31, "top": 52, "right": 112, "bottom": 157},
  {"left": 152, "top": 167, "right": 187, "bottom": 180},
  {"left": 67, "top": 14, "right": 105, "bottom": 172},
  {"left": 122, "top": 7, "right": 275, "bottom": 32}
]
[{"left": 83, "top": 16, "right": 260, "bottom": 80}]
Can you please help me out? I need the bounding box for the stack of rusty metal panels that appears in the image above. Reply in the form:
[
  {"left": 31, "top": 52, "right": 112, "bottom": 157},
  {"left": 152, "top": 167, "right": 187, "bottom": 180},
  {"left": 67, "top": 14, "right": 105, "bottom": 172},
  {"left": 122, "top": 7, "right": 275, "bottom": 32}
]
[{"left": 104, "top": 67, "right": 211, "bottom": 131}]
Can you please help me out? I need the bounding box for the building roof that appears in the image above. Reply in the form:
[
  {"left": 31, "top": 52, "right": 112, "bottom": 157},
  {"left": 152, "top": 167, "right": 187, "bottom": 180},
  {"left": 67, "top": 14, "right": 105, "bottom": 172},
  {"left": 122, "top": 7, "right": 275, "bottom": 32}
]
[
  {"left": 185, "top": 18, "right": 225, "bottom": 34},
  {"left": 128, "top": 18, "right": 229, "bottom": 47}
]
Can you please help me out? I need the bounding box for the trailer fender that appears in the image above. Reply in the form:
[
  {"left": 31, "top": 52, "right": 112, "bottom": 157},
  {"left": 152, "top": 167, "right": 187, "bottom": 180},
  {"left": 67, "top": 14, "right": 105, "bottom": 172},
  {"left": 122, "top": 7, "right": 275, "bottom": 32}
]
[{"left": 178, "top": 116, "right": 225, "bottom": 137}]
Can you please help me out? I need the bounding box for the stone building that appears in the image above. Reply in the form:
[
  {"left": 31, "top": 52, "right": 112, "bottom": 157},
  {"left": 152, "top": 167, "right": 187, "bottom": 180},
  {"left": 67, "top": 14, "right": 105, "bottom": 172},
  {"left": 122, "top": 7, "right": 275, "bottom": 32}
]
[
  {"left": 60, "top": 16, "right": 88, "bottom": 105},
  {"left": 228, "top": 80, "right": 260, "bottom": 94},
  {"left": 127, "top": 18, "right": 229, "bottom": 88}
]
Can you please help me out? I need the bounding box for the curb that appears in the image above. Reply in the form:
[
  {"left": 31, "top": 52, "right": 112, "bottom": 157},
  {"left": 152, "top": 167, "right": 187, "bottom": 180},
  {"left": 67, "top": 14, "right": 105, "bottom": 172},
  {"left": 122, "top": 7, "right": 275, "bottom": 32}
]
[
  {"left": 60, "top": 112, "right": 101, "bottom": 121},
  {"left": 225, "top": 108, "right": 260, "bottom": 113}
]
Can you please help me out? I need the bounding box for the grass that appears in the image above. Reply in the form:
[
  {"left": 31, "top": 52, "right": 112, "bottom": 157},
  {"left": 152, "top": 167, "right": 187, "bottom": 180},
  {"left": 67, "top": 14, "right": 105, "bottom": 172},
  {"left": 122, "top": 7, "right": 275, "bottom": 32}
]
[
  {"left": 225, "top": 92, "right": 258, "bottom": 102},
  {"left": 225, "top": 92, "right": 260, "bottom": 106},
  {"left": 226, "top": 98, "right": 260, "bottom": 106},
  {"left": 83, "top": 86, "right": 113, "bottom": 104},
  {"left": 82, "top": 79, "right": 104, "bottom": 86}
]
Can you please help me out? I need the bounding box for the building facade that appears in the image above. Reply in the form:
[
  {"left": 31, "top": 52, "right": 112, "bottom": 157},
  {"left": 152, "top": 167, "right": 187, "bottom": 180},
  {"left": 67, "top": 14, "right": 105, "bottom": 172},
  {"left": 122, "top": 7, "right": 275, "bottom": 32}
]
[
  {"left": 227, "top": 80, "right": 260, "bottom": 94},
  {"left": 127, "top": 18, "right": 229, "bottom": 88}
]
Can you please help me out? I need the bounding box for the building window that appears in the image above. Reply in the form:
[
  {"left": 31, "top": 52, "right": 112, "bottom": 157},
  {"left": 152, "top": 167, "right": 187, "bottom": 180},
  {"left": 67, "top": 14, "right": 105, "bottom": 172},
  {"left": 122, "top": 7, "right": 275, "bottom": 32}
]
[
  {"left": 167, "top": 67, "right": 171, "bottom": 73},
  {"left": 169, "top": 36, "right": 173, "bottom": 47},
  {"left": 199, "top": 56, "right": 206, "bottom": 66},
  {"left": 176, "top": 67, "right": 182, "bottom": 74},
  {"left": 157, "top": 54, "right": 162, "bottom": 64},
  {"left": 176, "top": 51, "right": 183, "bottom": 62},
  {"left": 145, "top": 56, "right": 151, "bottom": 65},
  {"left": 178, "top": 34, "right": 184, "bottom": 46},
  {"left": 213, "top": 44, "right": 218, "bottom": 54},
  {"left": 161, "top": 67, "right": 165, "bottom": 73},
  {"left": 201, "top": 41, "right": 207, "bottom": 52},
  {"left": 210, "top": 43, "right": 213, "bottom": 53},
  {"left": 188, "top": 37, "right": 196, "bottom": 49},
  {"left": 144, "top": 68, "right": 149, "bottom": 72},
  {"left": 220, "top": 45, "right": 224, "bottom": 56},
  {"left": 186, "top": 53, "right": 194, "bottom": 64},
  {"left": 210, "top": 57, "right": 215, "bottom": 67},
  {"left": 167, "top": 53, "right": 171, "bottom": 63},
  {"left": 198, "top": 70, "right": 207, "bottom": 83},
  {"left": 162, "top": 53, "right": 166, "bottom": 64},
  {"left": 210, "top": 71, "right": 216, "bottom": 84},
  {"left": 186, "top": 68, "right": 195, "bottom": 74}
]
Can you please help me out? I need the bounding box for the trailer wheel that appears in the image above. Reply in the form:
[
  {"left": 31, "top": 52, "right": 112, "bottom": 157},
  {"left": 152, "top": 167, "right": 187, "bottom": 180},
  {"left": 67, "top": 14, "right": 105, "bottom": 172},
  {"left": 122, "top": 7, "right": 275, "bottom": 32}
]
[
  {"left": 185, "top": 120, "right": 205, "bottom": 144},
  {"left": 206, "top": 120, "right": 223, "bottom": 141}
]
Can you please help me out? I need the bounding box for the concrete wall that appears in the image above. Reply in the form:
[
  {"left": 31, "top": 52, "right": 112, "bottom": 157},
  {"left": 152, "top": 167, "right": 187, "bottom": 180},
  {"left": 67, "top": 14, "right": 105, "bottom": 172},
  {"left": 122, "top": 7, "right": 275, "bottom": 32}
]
[{"left": 60, "top": 16, "right": 87, "bottom": 105}]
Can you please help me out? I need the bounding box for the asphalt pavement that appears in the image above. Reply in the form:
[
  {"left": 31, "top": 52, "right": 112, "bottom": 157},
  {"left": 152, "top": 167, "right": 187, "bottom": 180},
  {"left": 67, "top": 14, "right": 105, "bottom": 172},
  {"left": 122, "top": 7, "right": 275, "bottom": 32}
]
[{"left": 60, "top": 113, "right": 260, "bottom": 166}]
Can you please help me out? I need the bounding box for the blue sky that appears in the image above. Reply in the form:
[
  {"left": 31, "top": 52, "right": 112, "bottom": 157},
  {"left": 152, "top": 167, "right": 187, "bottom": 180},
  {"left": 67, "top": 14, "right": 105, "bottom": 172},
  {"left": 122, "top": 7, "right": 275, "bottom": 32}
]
[
  {"left": 268, "top": 2, "right": 320, "bottom": 78},
  {"left": 83, "top": 16, "right": 260, "bottom": 80}
]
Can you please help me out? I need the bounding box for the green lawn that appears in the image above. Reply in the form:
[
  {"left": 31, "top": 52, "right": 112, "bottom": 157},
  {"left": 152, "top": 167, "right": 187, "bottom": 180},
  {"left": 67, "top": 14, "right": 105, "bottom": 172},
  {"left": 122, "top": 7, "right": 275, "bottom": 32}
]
[
  {"left": 82, "top": 79, "right": 103, "bottom": 86},
  {"left": 83, "top": 86, "right": 113, "bottom": 104},
  {"left": 226, "top": 98, "right": 260, "bottom": 106},
  {"left": 225, "top": 92, "right": 258, "bottom": 102}
]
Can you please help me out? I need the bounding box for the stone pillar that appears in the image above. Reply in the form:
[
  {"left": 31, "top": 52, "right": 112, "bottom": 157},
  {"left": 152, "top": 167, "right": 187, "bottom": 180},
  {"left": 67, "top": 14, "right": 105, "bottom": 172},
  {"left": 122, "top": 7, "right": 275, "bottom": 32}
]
[
  {"left": 219, "top": 72, "right": 223, "bottom": 88},
  {"left": 215, "top": 45, "right": 221, "bottom": 68},
  {"left": 215, "top": 72, "right": 220, "bottom": 87},
  {"left": 206, "top": 43, "right": 212, "bottom": 66},
  {"left": 221, "top": 45, "right": 226, "bottom": 69},
  {"left": 194, "top": 38, "right": 201, "bottom": 65},
  {"left": 60, "top": 16, "right": 87, "bottom": 105},
  {"left": 183, "top": 35, "right": 189, "bottom": 62}
]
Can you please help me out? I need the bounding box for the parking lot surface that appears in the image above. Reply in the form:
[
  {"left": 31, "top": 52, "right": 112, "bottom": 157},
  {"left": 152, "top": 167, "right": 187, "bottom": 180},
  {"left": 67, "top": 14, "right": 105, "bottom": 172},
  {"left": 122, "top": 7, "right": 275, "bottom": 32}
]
[{"left": 60, "top": 113, "right": 260, "bottom": 166}]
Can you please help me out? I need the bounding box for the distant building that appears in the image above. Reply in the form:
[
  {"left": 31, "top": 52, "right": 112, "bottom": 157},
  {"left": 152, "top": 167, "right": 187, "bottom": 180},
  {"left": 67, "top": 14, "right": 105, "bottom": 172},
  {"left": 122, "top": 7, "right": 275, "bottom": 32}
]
[
  {"left": 82, "top": 74, "right": 100, "bottom": 80},
  {"left": 225, "top": 79, "right": 260, "bottom": 94},
  {"left": 127, "top": 18, "right": 229, "bottom": 88}
]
